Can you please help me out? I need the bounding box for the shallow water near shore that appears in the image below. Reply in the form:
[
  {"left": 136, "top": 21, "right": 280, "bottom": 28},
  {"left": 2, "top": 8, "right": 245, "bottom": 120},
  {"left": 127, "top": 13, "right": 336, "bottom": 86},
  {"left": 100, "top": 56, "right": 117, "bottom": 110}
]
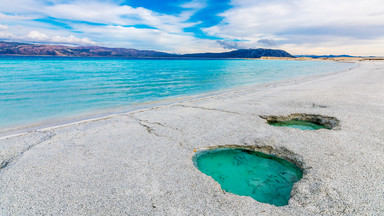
[
  {"left": 0, "top": 56, "right": 354, "bottom": 130},
  {"left": 193, "top": 148, "right": 303, "bottom": 206}
]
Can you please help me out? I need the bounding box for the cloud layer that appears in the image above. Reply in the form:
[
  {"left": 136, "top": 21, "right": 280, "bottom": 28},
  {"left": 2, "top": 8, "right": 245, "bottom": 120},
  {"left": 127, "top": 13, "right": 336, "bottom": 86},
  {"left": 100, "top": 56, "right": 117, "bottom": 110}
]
[
  {"left": 204, "top": 0, "right": 384, "bottom": 55},
  {"left": 0, "top": 24, "right": 98, "bottom": 46},
  {"left": 0, "top": 0, "right": 384, "bottom": 55}
]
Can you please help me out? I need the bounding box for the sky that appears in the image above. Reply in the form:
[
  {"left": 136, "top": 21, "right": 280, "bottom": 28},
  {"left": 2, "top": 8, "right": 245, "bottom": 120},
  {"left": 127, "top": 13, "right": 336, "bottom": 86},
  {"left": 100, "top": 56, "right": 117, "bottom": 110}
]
[{"left": 0, "top": 0, "right": 384, "bottom": 55}]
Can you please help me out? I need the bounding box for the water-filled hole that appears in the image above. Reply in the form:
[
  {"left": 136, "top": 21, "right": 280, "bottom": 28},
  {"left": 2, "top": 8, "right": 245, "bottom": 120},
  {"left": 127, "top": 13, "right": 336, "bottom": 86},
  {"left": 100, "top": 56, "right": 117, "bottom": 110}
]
[
  {"left": 261, "top": 114, "right": 339, "bottom": 130},
  {"left": 193, "top": 148, "right": 303, "bottom": 206},
  {"left": 269, "top": 119, "right": 327, "bottom": 130}
]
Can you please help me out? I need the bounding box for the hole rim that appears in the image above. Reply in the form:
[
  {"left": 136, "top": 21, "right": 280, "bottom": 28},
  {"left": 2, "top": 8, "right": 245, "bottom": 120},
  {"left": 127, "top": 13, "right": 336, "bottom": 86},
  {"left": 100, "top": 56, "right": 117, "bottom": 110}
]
[
  {"left": 193, "top": 146, "right": 304, "bottom": 206},
  {"left": 260, "top": 113, "right": 340, "bottom": 130}
]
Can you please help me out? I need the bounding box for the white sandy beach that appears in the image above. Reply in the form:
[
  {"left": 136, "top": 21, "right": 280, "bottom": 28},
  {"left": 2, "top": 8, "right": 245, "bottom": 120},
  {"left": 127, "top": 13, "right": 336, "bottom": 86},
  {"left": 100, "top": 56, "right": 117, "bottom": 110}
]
[{"left": 0, "top": 61, "right": 383, "bottom": 215}]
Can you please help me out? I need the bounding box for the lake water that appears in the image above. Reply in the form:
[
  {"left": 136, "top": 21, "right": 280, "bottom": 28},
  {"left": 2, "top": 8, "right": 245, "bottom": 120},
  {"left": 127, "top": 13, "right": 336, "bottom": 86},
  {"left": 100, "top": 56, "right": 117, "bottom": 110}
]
[{"left": 0, "top": 56, "right": 354, "bottom": 130}]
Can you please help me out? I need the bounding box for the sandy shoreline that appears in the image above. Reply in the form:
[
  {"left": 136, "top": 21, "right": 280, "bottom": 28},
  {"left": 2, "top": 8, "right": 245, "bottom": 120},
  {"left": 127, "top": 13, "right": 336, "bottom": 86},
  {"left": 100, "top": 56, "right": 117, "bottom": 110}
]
[{"left": 1, "top": 61, "right": 383, "bottom": 215}]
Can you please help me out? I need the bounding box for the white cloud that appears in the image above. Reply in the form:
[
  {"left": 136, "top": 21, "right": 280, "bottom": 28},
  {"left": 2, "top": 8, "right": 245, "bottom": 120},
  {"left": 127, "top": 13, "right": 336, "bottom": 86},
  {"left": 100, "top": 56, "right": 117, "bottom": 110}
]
[
  {"left": 51, "top": 35, "right": 97, "bottom": 45},
  {"left": 0, "top": 24, "right": 8, "bottom": 30},
  {"left": 25, "top": 30, "right": 98, "bottom": 45},
  {"left": 0, "top": 23, "right": 17, "bottom": 39},
  {"left": 1, "top": 0, "right": 383, "bottom": 55},
  {"left": 76, "top": 24, "right": 222, "bottom": 53},
  {"left": 181, "top": 0, "right": 207, "bottom": 9},
  {"left": 43, "top": 2, "right": 198, "bottom": 33},
  {"left": 0, "top": 12, "right": 35, "bottom": 20},
  {"left": 280, "top": 36, "right": 384, "bottom": 56},
  {"left": 2, "top": 0, "right": 201, "bottom": 33},
  {"left": 0, "top": 31, "right": 15, "bottom": 39},
  {"left": 27, "top": 30, "right": 49, "bottom": 41},
  {"left": 0, "top": 0, "right": 42, "bottom": 14},
  {"left": 203, "top": 0, "right": 384, "bottom": 55},
  {"left": 0, "top": 27, "right": 97, "bottom": 46},
  {"left": 0, "top": 0, "right": 213, "bottom": 52},
  {"left": 0, "top": 0, "right": 198, "bottom": 31}
]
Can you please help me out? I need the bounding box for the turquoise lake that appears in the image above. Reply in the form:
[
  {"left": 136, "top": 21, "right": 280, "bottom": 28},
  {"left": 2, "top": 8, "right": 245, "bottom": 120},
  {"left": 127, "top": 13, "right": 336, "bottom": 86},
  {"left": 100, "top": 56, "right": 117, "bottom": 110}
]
[{"left": 0, "top": 57, "right": 354, "bottom": 130}]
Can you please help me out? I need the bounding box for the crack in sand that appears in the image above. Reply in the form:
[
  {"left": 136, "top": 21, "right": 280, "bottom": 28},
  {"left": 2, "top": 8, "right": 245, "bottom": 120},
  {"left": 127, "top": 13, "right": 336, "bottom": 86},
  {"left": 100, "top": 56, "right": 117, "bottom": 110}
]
[
  {"left": 0, "top": 131, "right": 56, "bottom": 172},
  {"left": 130, "top": 116, "right": 164, "bottom": 137},
  {"left": 142, "top": 119, "right": 184, "bottom": 135},
  {"left": 173, "top": 104, "right": 241, "bottom": 115},
  {"left": 140, "top": 119, "right": 186, "bottom": 146},
  {"left": 129, "top": 116, "right": 185, "bottom": 147}
]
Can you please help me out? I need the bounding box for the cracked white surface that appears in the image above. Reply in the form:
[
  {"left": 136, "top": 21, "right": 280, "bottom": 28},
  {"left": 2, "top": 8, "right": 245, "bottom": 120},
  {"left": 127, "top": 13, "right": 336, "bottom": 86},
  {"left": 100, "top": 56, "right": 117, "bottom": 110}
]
[{"left": 0, "top": 61, "right": 383, "bottom": 215}]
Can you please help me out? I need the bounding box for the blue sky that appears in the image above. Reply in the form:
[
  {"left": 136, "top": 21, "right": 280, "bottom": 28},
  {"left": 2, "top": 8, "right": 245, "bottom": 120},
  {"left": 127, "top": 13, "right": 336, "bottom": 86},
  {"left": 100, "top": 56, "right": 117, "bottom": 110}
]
[{"left": 0, "top": 0, "right": 384, "bottom": 55}]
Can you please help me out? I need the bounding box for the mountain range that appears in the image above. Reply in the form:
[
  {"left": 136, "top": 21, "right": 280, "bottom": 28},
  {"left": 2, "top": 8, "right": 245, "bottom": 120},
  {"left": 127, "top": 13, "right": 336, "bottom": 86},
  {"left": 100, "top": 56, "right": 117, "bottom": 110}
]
[{"left": 0, "top": 41, "right": 293, "bottom": 58}]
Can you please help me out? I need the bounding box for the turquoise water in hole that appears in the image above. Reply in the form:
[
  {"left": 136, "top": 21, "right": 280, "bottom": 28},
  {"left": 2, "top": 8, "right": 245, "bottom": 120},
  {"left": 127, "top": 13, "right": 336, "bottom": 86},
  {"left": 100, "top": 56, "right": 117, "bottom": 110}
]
[
  {"left": 0, "top": 56, "right": 354, "bottom": 129},
  {"left": 193, "top": 148, "right": 303, "bottom": 206},
  {"left": 269, "top": 120, "right": 328, "bottom": 130}
]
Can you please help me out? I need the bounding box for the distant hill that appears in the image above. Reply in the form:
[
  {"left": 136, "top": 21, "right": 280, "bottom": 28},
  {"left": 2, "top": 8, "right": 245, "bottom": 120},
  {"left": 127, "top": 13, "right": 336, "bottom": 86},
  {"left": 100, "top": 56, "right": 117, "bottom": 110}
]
[
  {"left": 182, "top": 48, "right": 294, "bottom": 58},
  {"left": 0, "top": 41, "right": 293, "bottom": 58},
  {"left": 0, "top": 42, "right": 173, "bottom": 57}
]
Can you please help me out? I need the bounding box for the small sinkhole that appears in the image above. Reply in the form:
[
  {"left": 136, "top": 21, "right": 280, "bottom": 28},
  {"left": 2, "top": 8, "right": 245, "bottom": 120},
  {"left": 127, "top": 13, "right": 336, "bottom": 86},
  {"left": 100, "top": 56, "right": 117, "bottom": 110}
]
[
  {"left": 193, "top": 148, "right": 303, "bottom": 206},
  {"left": 260, "top": 114, "right": 339, "bottom": 130}
]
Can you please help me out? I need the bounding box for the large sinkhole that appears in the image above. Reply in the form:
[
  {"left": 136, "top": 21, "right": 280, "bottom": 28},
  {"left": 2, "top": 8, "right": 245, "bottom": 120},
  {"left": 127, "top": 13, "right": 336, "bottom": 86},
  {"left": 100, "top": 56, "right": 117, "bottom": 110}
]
[
  {"left": 260, "top": 114, "right": 339, "bottom": 130},
  {"left": 193, "top": 148, "right": 303, "bottom": 206}
]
